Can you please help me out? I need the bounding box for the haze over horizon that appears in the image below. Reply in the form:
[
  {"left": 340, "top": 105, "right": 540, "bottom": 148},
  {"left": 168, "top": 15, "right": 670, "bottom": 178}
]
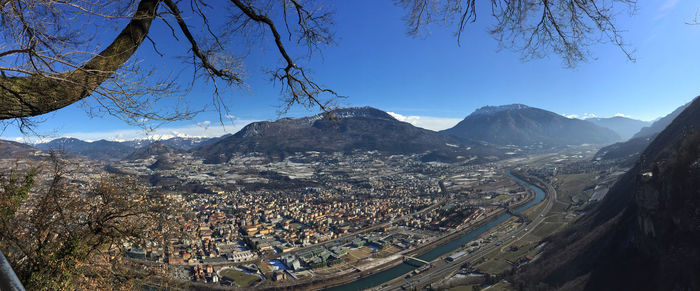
[
  {"left": 3, "top": 0, "right": 699, "bottom": 142},
  {"left": 6, "top": 102, "right": 680, "bottom": 144}
]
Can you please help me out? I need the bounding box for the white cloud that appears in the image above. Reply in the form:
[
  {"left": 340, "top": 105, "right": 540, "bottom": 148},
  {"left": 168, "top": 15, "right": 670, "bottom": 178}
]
[
  {"left": 387, "top": 112, "right": 461, "bottom": 131},
  {"left": 655, "top": 0, "right": 679, "bottom": 20},
  {"left": 196, "top": 120, "right": 211, "bottom": 128},
  {"left": 566, "top": 112, "right": 636, "bottom": 120},
  {"left": 225, "top": 114, "right": 236, "bottom": 119},
  {"left": 565, "top": 113, "right": 597, "bottom": 119}
]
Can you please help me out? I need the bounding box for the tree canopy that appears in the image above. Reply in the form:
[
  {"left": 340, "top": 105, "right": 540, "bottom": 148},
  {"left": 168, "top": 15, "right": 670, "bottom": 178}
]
[{"left": 0, "top": 154, "right": 178, "bottom": 289}]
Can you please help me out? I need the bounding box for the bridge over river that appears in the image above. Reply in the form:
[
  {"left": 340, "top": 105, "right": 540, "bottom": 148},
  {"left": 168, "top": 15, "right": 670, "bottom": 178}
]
[{"left": 402, "top": 256, "right": 430, "bottom": 265}]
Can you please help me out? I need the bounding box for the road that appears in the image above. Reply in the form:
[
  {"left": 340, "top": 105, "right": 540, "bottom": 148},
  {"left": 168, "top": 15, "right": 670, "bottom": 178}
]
[{"left": 376, "top": 174, "right": 556, "bottom": 291}]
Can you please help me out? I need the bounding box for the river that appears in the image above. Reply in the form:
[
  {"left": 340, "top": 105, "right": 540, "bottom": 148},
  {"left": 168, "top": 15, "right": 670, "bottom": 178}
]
[{"left": 327, "top": 171, "right": 546, "bottom": 291}]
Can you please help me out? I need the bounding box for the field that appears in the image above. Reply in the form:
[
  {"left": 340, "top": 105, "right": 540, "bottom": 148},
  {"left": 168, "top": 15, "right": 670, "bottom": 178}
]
[
  {"left": 551, "top": 173, "right": 598, "bottom": 212},
  {"left": 219, "top": 268, "right": 260, "bottom": 287},
  {"left": 347, "top": 246, "right": 374, "bottom": 260},
  {"left": 468, "top": 173, "right": 601, "bottom": 276}
]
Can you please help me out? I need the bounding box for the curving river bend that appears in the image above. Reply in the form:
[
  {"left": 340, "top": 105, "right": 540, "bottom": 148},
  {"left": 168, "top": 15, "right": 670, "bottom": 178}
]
[{"left": 327, "top": 171, "right": 546, "bottom": 291}]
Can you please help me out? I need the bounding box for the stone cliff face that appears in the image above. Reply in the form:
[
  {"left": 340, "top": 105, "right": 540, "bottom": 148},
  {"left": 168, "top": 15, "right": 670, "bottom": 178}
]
[
  {"left": 516, "top": 98, "right": 700, "bottom": 291},
  {"left": 632, "top": 131, "right": 700, "bottom": 270}
]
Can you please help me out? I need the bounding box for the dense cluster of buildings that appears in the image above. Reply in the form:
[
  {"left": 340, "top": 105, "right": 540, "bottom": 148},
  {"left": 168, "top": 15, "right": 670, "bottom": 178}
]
[
  {"left": 106, "top": 152, "right": 452, "bottom": 269},
  {"left": 4, "top": 149, "right": 530, "bottom": 286}
]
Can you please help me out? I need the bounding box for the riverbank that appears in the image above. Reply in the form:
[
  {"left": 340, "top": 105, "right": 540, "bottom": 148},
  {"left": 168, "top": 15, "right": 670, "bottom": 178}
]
[
  {"left": 317, "top": 173, "right": 541, "bottom": 290},
  {"left": 362, "top": 171, "right": 547, "bottom": 290},
  {"left": 255, "top": 202, "right": 523, "bottom": 291},
  {"left": 146, "top": 171, "right": 547, "bottom": 291},
  {"left": 188, "top": 170, "right": 543, "bottom": 291},
  {"left": 261, "top": 211, "right": 507, "bottom": 291},
  {"left": 323, "top": 170, "right": 548, "bottom": 291}
]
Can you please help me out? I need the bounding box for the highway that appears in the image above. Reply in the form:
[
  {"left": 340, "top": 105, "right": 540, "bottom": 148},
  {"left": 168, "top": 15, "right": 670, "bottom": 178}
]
[{"left": 376, "top": 174, "right": 556, "bottom": 291}]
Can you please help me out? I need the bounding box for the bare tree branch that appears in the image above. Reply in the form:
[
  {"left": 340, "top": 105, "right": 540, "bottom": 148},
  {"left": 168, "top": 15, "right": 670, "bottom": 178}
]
[
  {"left": 1, "top": 0, "right": 339, "bottom": 134},
  {"left": 0, "top": 0, "right": 641, "bottom": 136},
  {"left": 397, "top": 0, "right": 636, "bottom": 67},
  {"left": 163, "top": 0, "right": 243, "bottom": 85},
  {"left": 0, "top": 0, "right": 161, "bottom": 119},
  {"left": 230, "top": 0, "right": 339, "bottom": 112}
]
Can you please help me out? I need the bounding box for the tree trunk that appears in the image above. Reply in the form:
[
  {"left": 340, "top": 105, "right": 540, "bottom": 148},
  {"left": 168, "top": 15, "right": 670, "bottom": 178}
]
[{"left": 0, "top": 0, "right": 160, "bottom": 120}]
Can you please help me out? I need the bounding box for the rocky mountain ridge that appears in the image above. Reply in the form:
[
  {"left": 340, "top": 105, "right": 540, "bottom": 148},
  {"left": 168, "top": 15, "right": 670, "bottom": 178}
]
[
  {"left": 442, "top": 104, "right": 621, "bottom": 147},
  {"left": 194, "top": 106, "right": 484, "bottom": 163},
  {"left": 594, "top": 99, "right": 694, "bottom": 163}
]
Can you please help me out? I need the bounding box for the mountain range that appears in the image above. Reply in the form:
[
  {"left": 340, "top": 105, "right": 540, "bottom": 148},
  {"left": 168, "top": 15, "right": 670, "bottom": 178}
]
[
  {"left": 442, "top": 104, "right": 620, "bottom": 147},
  {"left": 5, "top": 100, "right": 699, "bottom": 289},
  {"left": 120, "top": 135, "right": 231, "bottom": 150},
  {"left": 0, "top": 140, "right": 39, "bottom": 159},
  {"left": 19, "top": 104, "right": 642, "bottom": 162},
  {"left": 194, "top": 107, "right": 480, "bottom": 163},
  {"left": 33, "top": 135, "right": 224, "bottom": 161},
  {"left": 594, "top": 100, "right": 693, "bottom": 163},
  {"left": 517, "top": 96, "right": 700, "bottom": 290},
  {"left": 126, "top": 141, "right": 181, "bottom": 160},
  {"left": 585, "top": 116, "right": 650, "bottom": 140},
  {"left": 35, "top": 138, "right": 134, "bottom": 160},
  {"left": 633, "top": 102, "right": 691, "bottom": 139}
]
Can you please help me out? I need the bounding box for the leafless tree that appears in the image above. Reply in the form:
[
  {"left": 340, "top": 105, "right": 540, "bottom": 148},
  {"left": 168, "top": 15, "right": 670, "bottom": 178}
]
[
  {"left": 396, "top": 0, "right": 636, "bottom": 67},
  {"left": 0, "top": 0, "right": 639, "bottom": 134},
  {"left": 0, "top": 153, "right": 181, "bottom": 289},
  {"left": 688, "top": 10, "right": 700, "bottom": 25},
  {"left": 0, "top": 0, "right": 338, "bottom": 133}
]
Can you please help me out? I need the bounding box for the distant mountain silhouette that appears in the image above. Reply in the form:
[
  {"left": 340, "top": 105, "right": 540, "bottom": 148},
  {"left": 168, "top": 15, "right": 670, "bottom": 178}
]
[
  {"left": 0, "top": 139, "right": 39, "bottom": 159},
  {"left": 442, "top": 104, "right": 620, "bottom": 147},
  {"left": 594, "top": 100, "right": 693, "bottom": 163},
  {"left": 125, "top": 141, "right": 180, "bottom": 160},
  {"left": 195, "top": 107, "right": 492, "bottom": 163},
  {"left": 633, "top": 101, "right": 691, "bottom": 139},
  {"left": 517, "top": 97, "right": 700, "bottom": 290},
  {"left": 33, "top": 134, "right": 231, "bottom": 161},
  {"left": 35, "top": 137, "right": 134, "bottom": 160},
  {"left": 586, "top": 116, "right": 650, "bottom": 140},
  {"left": 592, "top": 136, "right": 654, "bottom": 166},
  {"left": 121, "top": 135, "right": 231, "bottom": 150}
]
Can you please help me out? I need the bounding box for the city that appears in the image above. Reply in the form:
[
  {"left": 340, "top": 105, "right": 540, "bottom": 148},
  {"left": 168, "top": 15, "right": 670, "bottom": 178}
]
[
  {"left": 1, "top": 1, "right": 699, "bottom": 290},
  {"left": 0, "top": 140, "right": 627, "bottom": 290}
]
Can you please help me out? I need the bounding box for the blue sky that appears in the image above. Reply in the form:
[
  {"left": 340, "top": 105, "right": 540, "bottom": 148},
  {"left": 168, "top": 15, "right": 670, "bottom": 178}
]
[{"left": 4, "top": 0, "right": 700, "bottom": 142}]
